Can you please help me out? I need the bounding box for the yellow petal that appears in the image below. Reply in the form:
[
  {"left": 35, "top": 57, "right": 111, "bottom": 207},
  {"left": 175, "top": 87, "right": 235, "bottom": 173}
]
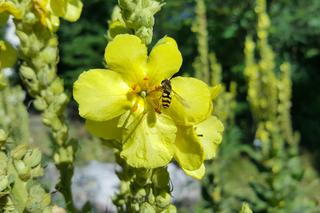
[
  {"left": 196, "top": 116, "right": 224, "bottom": 160},
  {"left": 165, "top": 77, "right": 212, "bottom": 126},
  {"left": 73, "top": 69, "right": 131, "bottom": 121},
  {"left": 63, "top": 0, "right": 83, "bottom": 22},
  {"left": 120, "top": 113, "right": 176, "bottom": 168},
  {"left": 50, "top": 0, "right": 67, "bottom": 17},
  {"left": 174, "top": 126, "right": 204, "bottom": 171},
  {"left": 182, "top": 164, "right": 205, "bottom": 180},
  {"left": 0, "top": 2, "right": 23, "bottom": 19},
  {"left": 147, "top": 36, "right": 182, "bottom": 85},
  {"left": 0, "top": 40, "right": 17, "bottom": 68},
  {"left": 85, "top": 117, "right": 121, "bottom": 141},
  {"left": 104, "top": 34, "right": 147, "bottom": 85}
]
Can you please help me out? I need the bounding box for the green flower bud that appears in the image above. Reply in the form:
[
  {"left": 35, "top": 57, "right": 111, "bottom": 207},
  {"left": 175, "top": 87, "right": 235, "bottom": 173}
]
[
  {"left": 135, "top": 27, "right": 152, "bottom": 45},
  {"left": 25, "top": 12, "right": 37, "bottom": 24},
  {"left": 33, "top": 97, "right": 48, "bottom": 110},
  {"left": 239, "top": 203, "right": 253, "bottom": 213},
  {"left": 26, "top": 185, "right": 52, "bottom": 212},
  {"left": 140, "top": 202, "right": 156, "bottom": 213},
  {"left": 12, "top": 144, "right": 29, "bottom": 160},
  {"left": 160, "top": 204, "right": 177, "bottom": 213},
  {"left": 30, "top": 164, "right": 44, "bottom": 178},
  {"left": 49, "top": 78, "right": 64, "bottom": 95},
  {"left": 23, "top": 148, "right": 42, "bottom": 168},
  {"left": 155, "top": 191, "right": 171, "bottom": 209},
  {"left": 14, "top": 160, "right": 31, "bottom": 181},
  {"left": 135, "top": 188, "right": 147, "bottom": 199},
  {"left": 131, "top": 203, "right": 140, "bottom": 212},
  {"left": 19, "top": 65, "right": 40, "bottom": 93}
]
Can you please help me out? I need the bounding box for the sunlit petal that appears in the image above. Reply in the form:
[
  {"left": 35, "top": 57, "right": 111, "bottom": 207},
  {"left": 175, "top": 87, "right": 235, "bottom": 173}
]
[
  {"left": 120, "top": 113, "right": 176, "bottom": 168},
  {"left": 73, "top": 69, "right": 131, "bottom": 121},
  {"left": 182, "top": 164, "right": 205, "bottom": 180},
  {"left": 174, "top": 126, "right": 204, "bottom": 171},
  {"left": 196, "top": 116, "right": 224, "bottom": 159},
  {"left": 165, "top": 77, "right": 212, "bottom": 126},
  {"left": 104, "top": 34, "right": 147, "bottom": 85},
  {"left": 147, "top": 36, "right": 182, "bottom": 85},
  {"left": 85, "top": 117, "right": 121, "bottom": 141}
]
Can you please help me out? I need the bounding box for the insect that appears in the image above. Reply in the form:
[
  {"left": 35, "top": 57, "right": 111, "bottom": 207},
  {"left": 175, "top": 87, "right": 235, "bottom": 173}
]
[
  {"left": 160, "top": 79, "right": 173, "bottom": 109},
  {"left": 149, "top": 79, "right": 189, "bottom": 113}
]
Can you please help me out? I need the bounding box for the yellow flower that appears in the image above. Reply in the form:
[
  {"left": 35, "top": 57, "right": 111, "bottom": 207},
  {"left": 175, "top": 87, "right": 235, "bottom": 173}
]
[
  {"left": 73, "top": 34, "right": 221, "bottom": 176},
  {"left": 33, "top": 0, "right": 83, "bottom": 32},
  {"left": 0, "top": 1, "right": 23, "bottom": 20}
]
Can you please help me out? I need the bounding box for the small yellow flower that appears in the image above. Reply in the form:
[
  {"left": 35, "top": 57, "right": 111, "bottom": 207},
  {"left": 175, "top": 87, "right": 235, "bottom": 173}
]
[
  {"left": 0, "top": 1, "right": 23, "bottom": 20},
  {"left": 33, "top": 0, "right": 83, "bottom": 32},
  {"left": 73, "top": 34, "right": 222, "bottom": 178}
]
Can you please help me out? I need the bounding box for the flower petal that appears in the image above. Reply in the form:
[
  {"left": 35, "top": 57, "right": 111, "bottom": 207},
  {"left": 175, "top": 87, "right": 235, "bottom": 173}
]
[
  {"left": 73, "top": 69, "right": 131, "bottom": 121},
  {"left": 0, "top": 2, "right": 23, "bottom": 19},
  {"left": 104, "top": 34, "right": 147, "bottom": 85},
  {"left": 147, "top": 36, "right": 182, "bottom": 85},
  {"left": 174, "top": 126, "right": 204, "bottom": 171},
  {"left": 196, "top": 116, "right": 224, "bottom": 160},
  {"left": 85, "top": 117, "right": 121, "bottom": 141},
  {"left": 50, "top": 0, "right": 67, "bottom": 17},
  {"left": 182, "top": 164, "right": 205, "bottom": 180},
  {"left": 165, "top": 77, "right": 212, "bottom": 126},
  {"left": 63, "top": 0, "right": 83, "bottom": 22},
  {"left": 120, "top": 112, "right": 176, "bottom": 168}
]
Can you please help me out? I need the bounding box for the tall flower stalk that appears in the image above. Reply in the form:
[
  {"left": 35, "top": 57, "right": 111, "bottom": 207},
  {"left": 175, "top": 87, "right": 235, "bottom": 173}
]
[
  {"left": 0, "top": 0, "right": 83, "bottom": 211},
  {"left": 244, "top": 0, "right": 303, "bottom": 211}
]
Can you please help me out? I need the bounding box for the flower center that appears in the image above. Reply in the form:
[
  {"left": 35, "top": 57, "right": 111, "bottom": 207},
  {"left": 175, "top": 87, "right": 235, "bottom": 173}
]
[{"left": 129, "top": 77, "right": 162, "bottom": 113}]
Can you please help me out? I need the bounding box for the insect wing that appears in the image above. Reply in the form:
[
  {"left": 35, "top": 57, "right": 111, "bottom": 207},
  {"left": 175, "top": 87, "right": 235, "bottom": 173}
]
[{"left": 172, "top": 90, "right": 190, "bottom": 108}]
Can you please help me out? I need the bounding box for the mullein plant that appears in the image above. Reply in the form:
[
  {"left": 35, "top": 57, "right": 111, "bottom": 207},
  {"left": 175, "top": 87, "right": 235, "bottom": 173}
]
[
  {"left": 244, "top": 0, "right": 305, "bottom": 211},
  {"left": 0, "top": 0, "right": 83, "bottom": 211},
  {"left": 0, "top": 41, "right": 54, "bottom": 212},
  {"left": 192, "top": 0, "right": 250, "bottom": 211},
  {"left": 73, "top": 0, "right": 224, "bottom": 212}
]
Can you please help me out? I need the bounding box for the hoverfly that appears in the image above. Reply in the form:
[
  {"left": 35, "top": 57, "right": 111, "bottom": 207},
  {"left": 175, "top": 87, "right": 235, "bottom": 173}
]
[{"left": 149, "top": 79, "right": 189, "bottom": 113}]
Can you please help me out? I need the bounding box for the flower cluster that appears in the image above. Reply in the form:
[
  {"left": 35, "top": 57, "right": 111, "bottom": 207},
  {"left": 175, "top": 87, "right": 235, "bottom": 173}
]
[
  {"left": 33, "top": 0, "right": 83, "bottom": 32},
  {"left": 73, "top": 34, "right": 223, "bottom": 179},
  {"left": 0, "top": 0, "right": 82, "bottom": 32}
]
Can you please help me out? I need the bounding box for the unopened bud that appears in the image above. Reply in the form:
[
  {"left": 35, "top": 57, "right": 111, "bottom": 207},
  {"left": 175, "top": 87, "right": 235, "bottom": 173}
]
[
  {"left": 24, "top": 148, "right": 42, "bottom": 168},
  {"left": 12, "top": 144, "right": 29, "bottom": 160},
  {"left": 140, "top": 202, "right": 156, "bottom": 213}
]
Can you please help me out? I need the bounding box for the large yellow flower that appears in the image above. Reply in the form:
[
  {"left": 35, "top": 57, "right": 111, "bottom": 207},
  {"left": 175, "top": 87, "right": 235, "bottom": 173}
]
[
  {"left": 73, "top": 34, "right": 223, "bottom": 178},
  {"left": 33, "top": 0, "right": 83, "bottom": 32}
]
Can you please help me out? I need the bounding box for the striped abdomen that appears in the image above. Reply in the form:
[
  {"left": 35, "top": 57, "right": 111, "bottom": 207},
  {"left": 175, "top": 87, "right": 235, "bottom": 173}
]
[{"left": 161, "top": 89, "right": 172, "bottom": 108}]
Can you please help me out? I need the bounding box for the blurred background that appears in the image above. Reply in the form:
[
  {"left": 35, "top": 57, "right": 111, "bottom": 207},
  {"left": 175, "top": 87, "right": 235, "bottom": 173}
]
[{"left": 1, "top": 0, "right": 320, "bottom": 212}]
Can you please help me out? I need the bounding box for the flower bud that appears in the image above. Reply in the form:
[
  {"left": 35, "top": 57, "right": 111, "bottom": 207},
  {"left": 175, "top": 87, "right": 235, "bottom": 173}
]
[
  {"left": 14, "top": 160, "right": 31, "bottom": 181},
  {"left": 155, "top": 191, "right": 171, "bottom": 209},
  {"left": 12, "top": 144, "right": 29, "bottom": 160},
  {"left": 33, "top": 97, "right": 48, "bottom": 110},
  {"left": 140, "top": 202, "right": 156, "bottom": 213},
  {"left": 23, "top": 148, "right": 42, "bottom": 168}
]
